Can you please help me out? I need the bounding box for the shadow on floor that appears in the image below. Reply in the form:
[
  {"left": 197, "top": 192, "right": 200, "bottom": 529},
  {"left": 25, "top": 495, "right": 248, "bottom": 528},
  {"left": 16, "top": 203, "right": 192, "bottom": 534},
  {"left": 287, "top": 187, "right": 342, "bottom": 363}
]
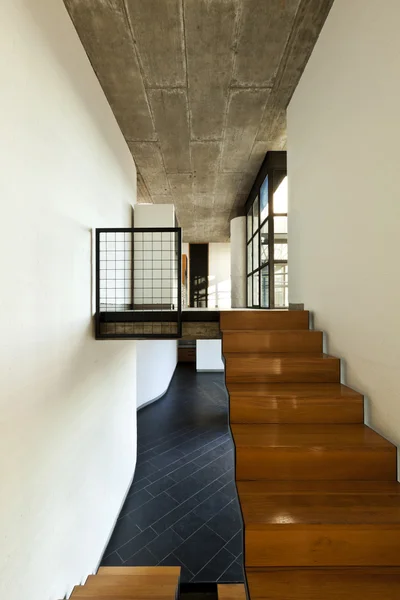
[{"left": 101, "top": 364, "right": 244, "bottom": 583}]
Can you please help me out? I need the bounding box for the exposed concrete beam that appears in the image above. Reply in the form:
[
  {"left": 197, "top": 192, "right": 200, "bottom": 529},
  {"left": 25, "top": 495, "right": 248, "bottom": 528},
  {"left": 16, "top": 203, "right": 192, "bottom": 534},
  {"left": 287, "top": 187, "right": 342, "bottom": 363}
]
[
  {"left": 64, "top": 0, "right": 334, "bottom": 242},
  {"left": 124, "top": 0, "right": 186, "bottom": 88},
  {"left": 233, "top": 0, "right": 300, "bottom": 87},
  {"left": 192, "top": 141, "right": 221, "bottom": 195},
  {"left": 148, "top": 89, "right": 192, "bottom": 172},
  {"left": 64, "top": 0, "right": 156, "bottom": 141},
  {"left": 129, "top": 142, "right": 170, "bottom": 195},
  {"left": 221, "top": 89, "right": 268, "bottom": 172},
  {"left": 184, "top": 0, "right": 238, "bottom": 140}
]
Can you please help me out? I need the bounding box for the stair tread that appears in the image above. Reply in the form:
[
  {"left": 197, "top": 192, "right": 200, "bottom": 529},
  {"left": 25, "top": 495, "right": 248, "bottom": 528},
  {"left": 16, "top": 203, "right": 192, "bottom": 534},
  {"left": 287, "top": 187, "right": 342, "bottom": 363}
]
[
  {"left": 227, "top": 382, "right": 361, "bottom": 398},
  {"left": 97, "top": 567, "right": 180, "bottom": 577},
  {"left": 220, "top": 310, "right": 309, "bottom": 331},
  {"left": 237, "top": 480, "right": 400, "bottom": 525},
  {"left": 225, "top": 352, "right": 337, "bottom": 359},
  {"left": 247, "top": 568, "right": 400, "bottom": 600},
  {"left": 231, "top": 423, "right": 393, "bottom": 448},
  {"left": 217, "top": 584, "right": 247, "bottom": 600}
]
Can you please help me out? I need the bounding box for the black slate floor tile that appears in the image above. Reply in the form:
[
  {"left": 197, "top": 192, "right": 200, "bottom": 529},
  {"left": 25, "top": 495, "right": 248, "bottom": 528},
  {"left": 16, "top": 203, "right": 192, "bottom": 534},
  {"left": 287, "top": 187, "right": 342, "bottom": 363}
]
[
  {"left": 193, "top": 548, "right": 236, "bottom": 582},
  {"left": 151, "top": 494, "right": 202, "bottom": 535},
  {"left": 159, "top": 552, "right": 194, "bottom": 583},
  {"left": 117, "top": 526, "right": 158, "bottom": 562},
  {"left": 103, "top": 515, "right": 141, "bottom": 558},
  {"left": 171, "top": 512, "right": 205, "bottom": 540},
  {"left": 224, "top": 531, "right": 243, "bottom": 557},
  {"left": 191, "top": 439, "right": 234, "bottom": 469},
  {"left": 218, "top": 560, "right": 244, "bottom": 583},
  {"left": 101, "top": 365, "right": 244, "bottom": 583},
  {"left": 127, "top": 492, "right": 179, "bottom": 530},
  {"left": 100, "top": 551, "right": 123, "bottom": 566},
  {"left": 207, "top": 500, "right": 243, "bottom": 543},
  {"left": 119, "top": 489, "right": 154, "bottom": 519},
  {"left": 173, "top": 525, "right": 226, "bottom": 575},
  {"left": 167, "top": 475, "right": 205, "bottom": 503},
  {"left": 145, "top": 475, "right": 176, "bottom": 497},
  {"left": 146, "top": 528, "right": 184, "bottom": 562},
  {"left": 127, "top": 477, "right": 152, "bottom": 495},
  {"left": 124, "top": 547, "right": 158, "bottom": 567},
  {"left": 193, "top": 492, "right": 232, "bottom": 523}
]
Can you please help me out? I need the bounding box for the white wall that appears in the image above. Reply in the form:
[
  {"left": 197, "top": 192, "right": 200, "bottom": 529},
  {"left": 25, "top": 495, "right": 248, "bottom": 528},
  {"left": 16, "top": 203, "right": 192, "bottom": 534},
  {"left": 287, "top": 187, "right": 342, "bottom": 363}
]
[
  {"left": 0, "top": 3, "right": 138, "bottom": 600},
  {"left": 134, "top": 204, "right": 175, "bottom": 228},
  {"left": 196, "top": 340, "right": 224, "bottom": 372},
  {"left": 136, "top": 341, "right": 178, "bottom": 409},
  {"left": 288, "top": 0, "right": 400, "bottom": 454},
  {"left": 208, "top": 243, "right": 231, "bottom": 308},
  {"left": 133, "top": 204, "right": 177, "bottom": 306},
  {"left": 230, "top": 217, "right": 246, "bottom": 308},
  {"left": 133, "top": 205, "right": 178, "bottom": 409}
]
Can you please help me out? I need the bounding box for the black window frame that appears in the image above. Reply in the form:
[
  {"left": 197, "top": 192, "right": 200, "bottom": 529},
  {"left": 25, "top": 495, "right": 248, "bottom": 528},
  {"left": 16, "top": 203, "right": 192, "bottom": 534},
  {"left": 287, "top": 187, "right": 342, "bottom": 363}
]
[{"left": 245, "top": 152, "right": 287, "bottom": 309}]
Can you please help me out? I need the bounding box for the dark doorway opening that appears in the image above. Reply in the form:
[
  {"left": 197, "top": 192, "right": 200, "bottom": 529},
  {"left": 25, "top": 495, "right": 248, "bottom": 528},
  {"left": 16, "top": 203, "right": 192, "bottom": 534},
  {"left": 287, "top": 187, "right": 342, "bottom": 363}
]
[{"left": 189, "top": 244, "right": 209, "bottom": 308}]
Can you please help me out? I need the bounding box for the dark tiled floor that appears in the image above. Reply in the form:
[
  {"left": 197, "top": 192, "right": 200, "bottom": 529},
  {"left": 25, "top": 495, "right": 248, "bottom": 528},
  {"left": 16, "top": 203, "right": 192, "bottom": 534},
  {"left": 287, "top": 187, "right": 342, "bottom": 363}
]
[{"left": 101, "top": 364, "right": 244, "bottom": 583}]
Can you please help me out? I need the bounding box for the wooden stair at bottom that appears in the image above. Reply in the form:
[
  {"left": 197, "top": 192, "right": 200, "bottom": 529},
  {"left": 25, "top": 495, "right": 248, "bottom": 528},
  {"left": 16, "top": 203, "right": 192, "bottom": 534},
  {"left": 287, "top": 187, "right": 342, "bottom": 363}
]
[
  {"left": 69, "top": 567, "right": 180, "bottom": 599},
  {"left": 218, "top": 584, "right": 247, "bottom": 600},
  {"left": 220, "top": 310, "right": 400, "bottom": 599}
]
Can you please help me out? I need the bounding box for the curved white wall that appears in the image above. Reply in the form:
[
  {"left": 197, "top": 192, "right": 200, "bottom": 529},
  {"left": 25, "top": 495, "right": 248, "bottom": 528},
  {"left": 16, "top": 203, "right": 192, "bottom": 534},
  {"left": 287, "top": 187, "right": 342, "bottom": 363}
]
[
  {"left": 288, "top": 0, "right": 400, "bottom": 464},
  {"left": 0, "top": 3, "right": 138, "bottom": 600},
  {"left": 136, "top": 341, "right": 178, "bottom": 409}
]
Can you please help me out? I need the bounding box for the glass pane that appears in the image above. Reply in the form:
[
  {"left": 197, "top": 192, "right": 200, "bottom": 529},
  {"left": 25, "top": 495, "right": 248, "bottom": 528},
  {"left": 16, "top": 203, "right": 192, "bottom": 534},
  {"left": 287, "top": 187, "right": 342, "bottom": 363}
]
[
  {"left": 274, "top": 216, "right": 287, "bottom": 235},
  {"left": 260, "top": 220, "right": 268, "bottom": 265},
  {"left": 274, "top": 235, "right": 288, "bottom": 260},
  {"left": 247, "top": 242, "right": 252, "bottom": 274},
  {"left": 273, "top": 175, "right": 288, "bottom": 213},
  {"left": 260, "top": 176, "right": 269, "bottom": 223},
  {"left": 253, "top": 233, "right": 259, "bottom": 270},
  {"left": 247, "top": 208, "right": 252, "bottom": 241},
  {"left": 253, "top": 197, "right": 259, "bottom": 233},
  {"left": 274, "top": 264, "right": 288, "bottom": 308},
  {"left": 247, "top": 276, "right": 252, "bottom": 307},
  {"left": 261, "top": 266, "right": 269, "bottom": 308},
  {"left": 253, "top": 271, "right": 259, "bottom": 306}
]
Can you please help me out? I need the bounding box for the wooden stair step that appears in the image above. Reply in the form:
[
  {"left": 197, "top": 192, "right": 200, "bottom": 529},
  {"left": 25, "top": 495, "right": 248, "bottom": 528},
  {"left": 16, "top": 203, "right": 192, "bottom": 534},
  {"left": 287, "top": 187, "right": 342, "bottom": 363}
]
[
  {"left": 231, "top": 424, "right": 396, "bottom": 481},
  {"left": 222, "top": 330, "right": 322, "bottom": 353},
  {"left": 97, "top": 567, "right": 180, "bottom": 577},
  {"left": 218, "top": 583, "right": 247, "bottom": 600},
  {"left": 220, "top": 310, "right": 309, "bottom": 331},
  {"left": 246, "top": 567, "right": 400, "bottom": 599},
  {"left": 71, "top": 567, "right": 180, "bottom": 599},
  {"left": 237, "top": 480, "right": 400, "bottom": 566},
  {"left": 225, "top": 353, "right": 340, "bottom": 383},
  {"left": 226, "top": 382, "right": 364, "bottom": 423}
]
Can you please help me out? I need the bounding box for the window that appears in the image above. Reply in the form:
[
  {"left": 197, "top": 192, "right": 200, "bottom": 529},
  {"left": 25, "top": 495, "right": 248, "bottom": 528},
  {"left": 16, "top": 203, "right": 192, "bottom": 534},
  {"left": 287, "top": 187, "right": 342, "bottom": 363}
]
[{"left": 246, "top": 159, "right": 288, "bottom": 308}]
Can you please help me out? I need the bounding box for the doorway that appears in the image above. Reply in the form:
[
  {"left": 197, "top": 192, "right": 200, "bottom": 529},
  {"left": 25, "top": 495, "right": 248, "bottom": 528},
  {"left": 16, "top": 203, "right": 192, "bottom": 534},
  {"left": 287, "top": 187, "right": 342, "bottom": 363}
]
[{"left": 189, "top": 243, "right": 208, "bottom": 308}]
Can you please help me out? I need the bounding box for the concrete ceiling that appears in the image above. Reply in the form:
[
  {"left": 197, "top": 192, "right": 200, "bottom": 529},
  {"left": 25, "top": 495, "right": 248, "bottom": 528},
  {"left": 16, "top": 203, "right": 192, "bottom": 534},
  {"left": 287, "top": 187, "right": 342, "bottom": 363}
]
[{"left": 64, "top": 0, "right": 333, "bottom": 242}]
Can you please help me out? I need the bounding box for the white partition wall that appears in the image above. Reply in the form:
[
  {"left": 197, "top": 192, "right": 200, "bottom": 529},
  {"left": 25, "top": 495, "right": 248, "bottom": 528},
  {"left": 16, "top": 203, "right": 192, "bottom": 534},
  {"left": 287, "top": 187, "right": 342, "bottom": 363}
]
[{"left": 196, "top": 340, "right": 224, "bottom": 372}]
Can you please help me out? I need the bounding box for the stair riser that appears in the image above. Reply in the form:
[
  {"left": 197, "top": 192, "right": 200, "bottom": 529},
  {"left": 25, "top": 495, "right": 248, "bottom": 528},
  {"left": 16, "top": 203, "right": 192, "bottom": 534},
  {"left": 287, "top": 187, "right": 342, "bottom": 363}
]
[
  {"left": 223, "top": 331, "right": 322, "bottom": 354},
  {"left": 235, "top": 448, "right": 396, "bottom": 480},
  {"left": 220, "top": 311, "right": 309, "bottom": 331},
  {"left": 230, "top": 397, "right": 364, "bottom": 423},
  {"left": 247, "top": 568, "right": 400, "bottom": 600},
  {"left": 246, "top": 527, "right": 400, "bottom": 567},
  {"left": 226, "top": 357, "right": 340, "bottom": 383}
]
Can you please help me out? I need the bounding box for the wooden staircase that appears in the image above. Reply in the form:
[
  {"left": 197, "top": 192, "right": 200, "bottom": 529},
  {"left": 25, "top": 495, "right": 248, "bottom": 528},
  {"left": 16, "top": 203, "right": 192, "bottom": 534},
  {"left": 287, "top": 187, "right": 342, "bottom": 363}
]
[
  {"left": 220, "top": 310, "right": 400, "bottom": 600},
  {"left": 66, "top": 566, "right": 246, "bottom": 599}
]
